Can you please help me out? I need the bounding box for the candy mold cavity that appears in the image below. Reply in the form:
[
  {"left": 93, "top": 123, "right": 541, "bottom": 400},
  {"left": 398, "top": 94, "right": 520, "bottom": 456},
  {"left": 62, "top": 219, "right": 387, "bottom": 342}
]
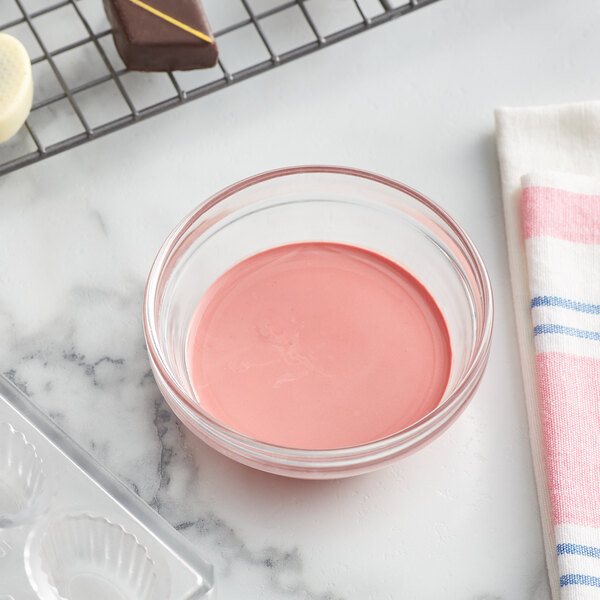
[
  {"left": 26, "top": 514, "right": 161, "bottom": 600},
  {"left": 0, "top": 422, "right": 50, "bottom": 529}
]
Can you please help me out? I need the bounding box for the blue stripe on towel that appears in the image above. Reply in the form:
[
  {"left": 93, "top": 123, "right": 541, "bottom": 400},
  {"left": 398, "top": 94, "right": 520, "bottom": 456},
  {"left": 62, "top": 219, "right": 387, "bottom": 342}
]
[
  {"left": 558, "top": 543, "right": 600, "bottom": 559},
  {"left": 534, "top": 323, "right": 600, "bottom": 341},
  {"left": 560, "top": 574, "right": 600, "bottom": 588},
  {"left": 531, "top": 296, "right": 600, "bottom": 314}
]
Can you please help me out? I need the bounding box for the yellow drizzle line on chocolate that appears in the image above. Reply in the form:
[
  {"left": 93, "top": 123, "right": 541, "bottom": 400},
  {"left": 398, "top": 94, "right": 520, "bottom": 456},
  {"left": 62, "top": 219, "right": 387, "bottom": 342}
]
[{"left": 128, "top": 0, "right": 214, "bottom": 44}]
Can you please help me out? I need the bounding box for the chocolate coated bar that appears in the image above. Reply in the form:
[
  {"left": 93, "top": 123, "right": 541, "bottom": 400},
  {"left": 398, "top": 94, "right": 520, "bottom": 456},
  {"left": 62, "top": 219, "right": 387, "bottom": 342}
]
[{"left": 104, "top": 0, "right": 218, "bottom": 71}]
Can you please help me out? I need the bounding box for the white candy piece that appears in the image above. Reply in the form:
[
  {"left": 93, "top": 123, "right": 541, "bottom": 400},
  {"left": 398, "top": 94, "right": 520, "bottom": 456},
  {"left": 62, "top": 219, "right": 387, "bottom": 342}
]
[{"left": 0, "top": 33, "right": 33, "bottom": 143}]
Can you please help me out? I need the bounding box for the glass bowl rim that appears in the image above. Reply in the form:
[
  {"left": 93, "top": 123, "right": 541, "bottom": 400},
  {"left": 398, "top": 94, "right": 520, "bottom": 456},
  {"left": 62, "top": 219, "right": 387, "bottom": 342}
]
[{"left": 143, "top": 165, "right": 494, "bottom": 461}]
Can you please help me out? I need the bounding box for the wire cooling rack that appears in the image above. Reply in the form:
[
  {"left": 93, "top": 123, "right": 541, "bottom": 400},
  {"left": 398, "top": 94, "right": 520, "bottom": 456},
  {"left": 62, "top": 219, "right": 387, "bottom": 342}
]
[{"left": 0, "top": 0, "right": 440, "bottom": 176}]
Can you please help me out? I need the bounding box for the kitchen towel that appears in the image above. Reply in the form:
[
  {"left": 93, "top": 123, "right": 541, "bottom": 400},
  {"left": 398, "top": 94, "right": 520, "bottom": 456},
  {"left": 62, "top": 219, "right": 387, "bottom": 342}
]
[{"left": 496, "top": 102, "right": 600, "bottom": 600}]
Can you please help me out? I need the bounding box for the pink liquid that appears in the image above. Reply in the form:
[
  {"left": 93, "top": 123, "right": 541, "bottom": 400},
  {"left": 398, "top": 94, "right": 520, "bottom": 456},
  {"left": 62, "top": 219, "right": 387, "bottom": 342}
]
[{"left": 186, "top": 242, "right": 451, "bottom": 449}]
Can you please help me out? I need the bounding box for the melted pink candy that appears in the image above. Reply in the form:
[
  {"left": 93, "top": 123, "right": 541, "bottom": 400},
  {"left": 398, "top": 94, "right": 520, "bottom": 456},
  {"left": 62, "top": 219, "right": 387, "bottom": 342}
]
[{"left": 186, "top": 242, "right": 451, "bottom": 449}]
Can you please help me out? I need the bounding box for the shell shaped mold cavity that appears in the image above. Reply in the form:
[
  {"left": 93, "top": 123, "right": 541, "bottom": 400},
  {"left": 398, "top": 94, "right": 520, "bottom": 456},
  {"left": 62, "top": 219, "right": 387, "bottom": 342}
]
[
  {"left": 0, "top": 422, "right": 51, "bottom": 528},
  {"left": 25, "top": 513, "right": 164, "bottom": 600}
]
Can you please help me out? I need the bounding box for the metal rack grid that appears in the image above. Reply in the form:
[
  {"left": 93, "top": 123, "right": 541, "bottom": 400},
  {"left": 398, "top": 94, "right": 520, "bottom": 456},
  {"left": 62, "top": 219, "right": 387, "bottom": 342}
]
[{"left": 0, "top": 0, "right": 440, "bottom": 176}]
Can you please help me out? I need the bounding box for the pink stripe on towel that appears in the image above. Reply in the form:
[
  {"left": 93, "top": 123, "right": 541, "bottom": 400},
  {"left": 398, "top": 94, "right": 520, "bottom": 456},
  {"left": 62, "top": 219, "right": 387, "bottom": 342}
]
[
  {"left": 537, "top": 351, "right": 600, "bottom": 528},
  {"left": 523, "top": 186, "right": 600, "bottom": 243}
]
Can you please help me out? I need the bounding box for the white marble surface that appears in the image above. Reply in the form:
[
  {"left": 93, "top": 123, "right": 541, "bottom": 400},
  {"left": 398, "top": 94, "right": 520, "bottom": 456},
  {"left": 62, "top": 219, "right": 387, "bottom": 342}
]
[{"left": 1, "top": 0, "right": 599, "bottom": 597}]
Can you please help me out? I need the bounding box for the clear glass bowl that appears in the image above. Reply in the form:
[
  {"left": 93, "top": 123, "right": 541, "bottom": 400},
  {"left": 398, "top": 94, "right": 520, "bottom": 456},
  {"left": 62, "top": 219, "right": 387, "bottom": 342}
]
[{"left": 143, "top": 166, "right": 493, "bottom": 479}]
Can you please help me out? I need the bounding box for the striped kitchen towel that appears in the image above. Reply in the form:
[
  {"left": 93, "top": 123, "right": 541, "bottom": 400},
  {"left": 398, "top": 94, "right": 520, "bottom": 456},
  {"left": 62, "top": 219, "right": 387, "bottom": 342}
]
[
  {"left": 496, "top": 102, "right": 600, "bottom": 599},
  {"left": 524, "top": 172, "right": 600, "bottom": 599}
]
